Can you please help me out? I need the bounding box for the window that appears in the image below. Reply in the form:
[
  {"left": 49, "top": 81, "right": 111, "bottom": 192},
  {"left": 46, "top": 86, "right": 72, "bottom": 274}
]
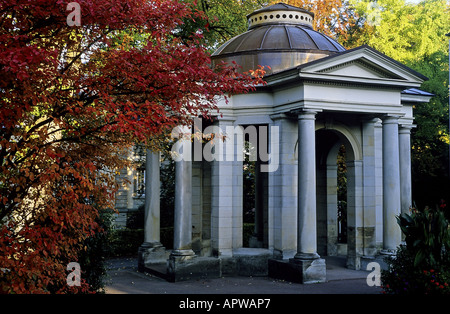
[{"left": 133, "top": 167, "right": 145, "bottom": 197}]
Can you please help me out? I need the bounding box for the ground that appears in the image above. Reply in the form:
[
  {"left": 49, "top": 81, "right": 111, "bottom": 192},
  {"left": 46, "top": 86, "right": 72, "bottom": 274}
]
[{"left": 104, "top": 256, "right": 383, "bottom": 294}]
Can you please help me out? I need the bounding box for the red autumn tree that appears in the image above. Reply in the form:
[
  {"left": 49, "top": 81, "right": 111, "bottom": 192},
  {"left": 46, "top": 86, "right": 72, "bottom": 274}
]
[{"left": 0, "top": 0, "right": 264, "bottom": 293}]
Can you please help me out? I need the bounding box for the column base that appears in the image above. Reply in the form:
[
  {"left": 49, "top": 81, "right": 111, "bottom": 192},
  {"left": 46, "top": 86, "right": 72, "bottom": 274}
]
[
  {"left": 380, "top": 248, "right": 397, "bottom": 256},
  {"left": 268, "top": 256, "right": 326, "bottom": 284},
  {"left": 272, "top": 249, "right": 296, "bottom": 260},
  {"left": 346, "top": 255, "right": 361, "bottom": 270},
  {"left": 167, "top": 254, "right": 221, "bottom": 282},
  {"left": 169, "top": 249, "right": 196, "bottom": 258},
  {"left": 293, "top": 252, "right": 321, "bottom": 260},
  {"left": 138, "top": 242, "right": 167, "bottom": 272}
]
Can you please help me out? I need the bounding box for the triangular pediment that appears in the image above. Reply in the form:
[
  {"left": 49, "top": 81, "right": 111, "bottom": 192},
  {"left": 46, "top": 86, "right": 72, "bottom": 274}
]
[
  {"left": 316, "top": 59, "right": 404, "bottom": 80},
  {"left": 296, "top": 45, "right": 427, "bottom": 86}
]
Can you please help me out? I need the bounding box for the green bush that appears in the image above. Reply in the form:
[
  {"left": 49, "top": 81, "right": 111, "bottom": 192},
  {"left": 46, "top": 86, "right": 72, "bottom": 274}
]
[
  {"left": 381, "top": 207, "right": 450, "bottom": 294},
  {"left": 381, "top": 245, "right": 450, "bottom": 294},
  {"left": 397, "top": 207, "right": 449, "bottom": 267},
  {"left": 108, "top": 228, "right": 144, "bottom": 257},
  {"left": 108, "top": 226, "right": 174, "bottom": 257},
  {"left": 77, "top": 208, "right": 115, "bottom": 293}
]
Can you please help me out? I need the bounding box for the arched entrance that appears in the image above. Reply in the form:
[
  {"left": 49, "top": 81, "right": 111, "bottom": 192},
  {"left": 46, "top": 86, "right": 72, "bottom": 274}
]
[
  {"left": 315, "top": 126, "right": 363, "bottom": 269},
  {"left": 242, "top": 125, "right": 269, "bottom": 249}
]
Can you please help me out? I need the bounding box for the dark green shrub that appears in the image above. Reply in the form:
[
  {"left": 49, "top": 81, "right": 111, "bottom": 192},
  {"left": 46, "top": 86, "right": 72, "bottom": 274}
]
[
  {"left": 126, "top": 206, "right": 145, "bottom": 229},
  {"left": 397, "top": 207, "right": 449, "bottom": 267},
  {"left": 108, "top": 228, "right": 144, "bottom": 257},
  {"left": 381, "top": 207, "right": 450, "bottom": 294},
  {"left": 107, "top": 226, "right": 174, "bottom": 256},
  {"left": 78, "top": 208, "right": 115, "bottom": 293},
  {"left": 381, "top": 245, "right": 450, "bottom": 294}
]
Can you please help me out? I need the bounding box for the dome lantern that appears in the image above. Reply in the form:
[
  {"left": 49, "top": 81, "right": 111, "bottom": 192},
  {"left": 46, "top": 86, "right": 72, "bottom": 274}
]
[{"left": 247, "top": 2, "right": 314, "bottom": 30}]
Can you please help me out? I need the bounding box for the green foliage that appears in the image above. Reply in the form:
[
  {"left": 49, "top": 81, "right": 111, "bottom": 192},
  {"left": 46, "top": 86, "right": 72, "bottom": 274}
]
[
  {"left": 381, "top": 245, "right": 450, "bottom": 294},
  {"left": 397, "top": 208, "right": 450, "bottom": 268},
  {"left": 108, "top": 227, "right": 174, "bottom": 256},
  {"left": 183, "top": 0, "right": 266, "bottom": 51},
  {"left": 78, "top": 208, "right": 115, "bottom": 293},
  {"left": 243, "top": 140, "right": 256, "bottom": 224},
  {"left": 381, "top": 207, "right": 450, "bottom": 294},
  {"left": 350, "top": 0, "right": 450, "bottom": 63},
  {"left": 160, "top": 157, "right": 176, "bottom": 229},
  {"left": 409, "top": 50, "right": 450, "bottom": 208},
  {"left": 350, "top": 0, "right": 450, "bottom": 208},
  {"left": 337, "top": 144, "right": 348, "bottom": 243},
  {"left": 108, "top": 228, "right": 144, "bottom": 257},
  {"left": 126, "top": 208, "right": 145, "bottom": 230}
]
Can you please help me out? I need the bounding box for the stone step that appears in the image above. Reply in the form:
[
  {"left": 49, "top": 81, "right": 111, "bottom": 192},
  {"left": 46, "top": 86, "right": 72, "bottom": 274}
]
[{"left": 143, "top": 263, "right": 169, "bottom": 280}]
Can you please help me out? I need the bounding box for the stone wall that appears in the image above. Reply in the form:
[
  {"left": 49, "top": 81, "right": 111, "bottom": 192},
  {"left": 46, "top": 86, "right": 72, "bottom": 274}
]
[{"left": 114, "top": 161, "right": 145, "bottom": 228}]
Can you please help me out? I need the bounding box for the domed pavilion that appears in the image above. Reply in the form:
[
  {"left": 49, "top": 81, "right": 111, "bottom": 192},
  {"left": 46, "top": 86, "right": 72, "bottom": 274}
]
[{"left": 137, "top": 3, "right": 433, "bottom": 283}]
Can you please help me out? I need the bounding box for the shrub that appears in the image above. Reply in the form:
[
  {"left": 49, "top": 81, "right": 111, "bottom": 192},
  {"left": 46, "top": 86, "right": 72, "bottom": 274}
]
[
  {"left": 381, "top": 207, "right": 450, "bottom": 294},
  {"left": 108, "top": 228, "right": 144, "bottom": 257},
  {"left": 77, "top": 208, "right": 115, "bottom": 293},
  {"left": 381, "top": 245, "right": 450, "bottom": 294},
  {"left": 397, "top": 207, "right": 449, "bottom": 267}
]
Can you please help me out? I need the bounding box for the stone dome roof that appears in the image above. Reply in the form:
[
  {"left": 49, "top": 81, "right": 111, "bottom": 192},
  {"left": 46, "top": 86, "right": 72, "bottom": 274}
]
[{"left": 211, "top": 3, "right": 346, "bottom": 75}]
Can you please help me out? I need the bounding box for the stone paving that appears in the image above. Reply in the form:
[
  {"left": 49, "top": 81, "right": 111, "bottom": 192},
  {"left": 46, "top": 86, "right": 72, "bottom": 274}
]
[{"left": 104, "top": 256, "right": 383, "bottom": 294}]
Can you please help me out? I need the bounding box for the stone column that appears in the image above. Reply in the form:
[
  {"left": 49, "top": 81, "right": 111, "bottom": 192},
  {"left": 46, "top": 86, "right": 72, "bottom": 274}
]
[
  {"left": 346, "top": 160, "right": 364, "bottom": 270},
  {"left": 382, "top": 116, "right": 402, "bottom": 253},
  {"left": 231, "top": 127, "right": 244, "bottom": 250},
  {"left": 292, "top": 110, "right": 326, "bottom": 283},
  {"left": 399, "top": 125, "right": 413, "bottom": 216},
  {"left": 171, "top": 150, "right": 195, "bottom": 257},
  {"left": 326, "top": 164, "right": 338, "bottom": 256},
  {"left": 210, "top": 118, "right": 235, "bottom": 257},
  {"left": 269, "top": 114, "right": 297, "bottom": 260},
  {"left": 191, "top": 161, "right": 203, "bottom": 254},
  {"left": 168, "top": 125, "right": 222, "bottom": 281},
  {"left": 138, "top": 150, "right": 165, "bottom": 271},
  {"left": 144, "top": 150, "right": 162, "bottom": 245},
  {"left": 295, "top": 110, "right": 319, "bottom": 260},
  {"left": 268, "top": 111, "right": 325, "bottom": 284},
  {"left": 361, "top": 118, "right": 377, "bottom": 257}
]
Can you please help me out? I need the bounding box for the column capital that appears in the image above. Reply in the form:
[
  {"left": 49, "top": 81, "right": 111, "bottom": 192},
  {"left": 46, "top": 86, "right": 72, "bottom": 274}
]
[
  {"left": 399, "top": 124, "right": 416, "bottom": 134},
  {"left": 295, "top": 109, "right": 320, "bottom": 120},
  {"left": 215, "top": 115, "right": 236, "bottom": 123},
  {"left": 361, "top": 116, "right": 381, "bottom": 124},
  {"left": 381, "top": 115, "right": 401, "bottom": 124},
  {"left": 269, "top": 113, "right": 291, "bottom": 121}
]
